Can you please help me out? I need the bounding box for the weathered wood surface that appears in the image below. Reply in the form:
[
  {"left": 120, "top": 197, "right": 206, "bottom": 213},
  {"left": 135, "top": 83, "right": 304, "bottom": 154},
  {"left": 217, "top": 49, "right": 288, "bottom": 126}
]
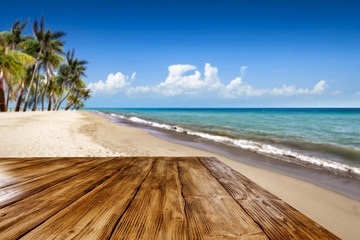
[
  {"left": 199, "top": 157, "right": 340, "bottom": 240},
  {"left": 0, "top": 157, "right": 339, "bottom": 240}
]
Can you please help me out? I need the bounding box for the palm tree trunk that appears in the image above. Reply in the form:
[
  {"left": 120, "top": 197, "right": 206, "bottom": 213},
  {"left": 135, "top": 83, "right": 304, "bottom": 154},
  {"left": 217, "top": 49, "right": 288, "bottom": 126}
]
[
  {"left": 0, "top": 70, "right": 7, "bottom": 112},
  {"left": 57, "top": 83, "right": 74, "bottom": 110},
  {"left": 32, "top": 70, "right": 40, "bottom": 111},
  {"left": 65, "top": 90, "right": 80, "bottom": 111},
  {"left": 41, "top": 63, "right": 51, "bottom": 111},
  {"left": 52, "top": 94, "right": 59, "bottom": 111},
  {"left": 52, "top": 95, "right": 57, "bottom": 111},
  {"left": 6, "top": 87, "right": 10, "bottom": 110},
  {"left": 47, "top": 91, "right": 52, "bottom": 111},
  {"left": 15, "top": 80, "right": 26, "bottom": 112},
  {"left": 23, "top": 61, "right": 40, "bottom": 112},
  {"left": 54, "top": 82, "right": 65, "bottom": 110},
  {"left": 65, "top": 102, "right": 73, "bottom": 110}
]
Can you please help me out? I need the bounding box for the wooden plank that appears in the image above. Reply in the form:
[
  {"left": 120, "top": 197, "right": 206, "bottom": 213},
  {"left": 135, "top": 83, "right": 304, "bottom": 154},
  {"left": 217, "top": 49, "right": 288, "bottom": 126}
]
[
  {"left": 199, "top": 157, "right": 340, "bottom": 240},
  {"left": 21, "top": 157, "right": 155, "bottom": 240},
  {"left": 178, "top": 157, "right": 268, "bottom": 240},
  {"left": 110, "top": 158, "right": 188, "bottom": 240},
  {"left": 0, "top": 157, "right": 134, "bottom": 239},
  {"left": 0, "top": 157, "right": 94, "bottom": 189},
  {"left": 0, "top": 157, "right": 112, "bottom": 208},
  {"left": 0, "top": 157, "right": 340, "bottom": 240},
  {"left": 0, "top": 157, "right": 62, "bottom": 168}
]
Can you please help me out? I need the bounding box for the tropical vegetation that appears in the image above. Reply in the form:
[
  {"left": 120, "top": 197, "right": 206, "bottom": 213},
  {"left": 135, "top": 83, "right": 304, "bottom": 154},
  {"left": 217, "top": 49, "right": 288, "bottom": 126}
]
[{"left": 0, "top": 17, "right": 91, "bottom": 112}]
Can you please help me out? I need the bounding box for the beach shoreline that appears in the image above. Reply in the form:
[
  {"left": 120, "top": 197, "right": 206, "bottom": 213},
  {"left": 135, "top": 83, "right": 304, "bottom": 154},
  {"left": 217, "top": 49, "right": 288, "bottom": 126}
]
[
  {"left": 95, "top": 110, "right": 360, "bottom": 202},
  {"left": 91, "top": 108, "right": 360, "bottom": 179},
  {"left": 0, "top": 110, "right": 359, "bottom": 239}
]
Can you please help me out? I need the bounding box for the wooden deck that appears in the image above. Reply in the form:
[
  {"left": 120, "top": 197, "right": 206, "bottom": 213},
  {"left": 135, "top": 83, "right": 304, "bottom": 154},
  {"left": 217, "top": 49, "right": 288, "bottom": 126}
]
[{"left": 0, "top": 157, "right": 339, "bottom": 239}]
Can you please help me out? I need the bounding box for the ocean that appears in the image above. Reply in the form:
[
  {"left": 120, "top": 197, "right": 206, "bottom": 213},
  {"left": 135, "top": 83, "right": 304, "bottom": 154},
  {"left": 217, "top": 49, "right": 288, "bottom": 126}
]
[{"left": 90, "top": 108, "right": 360, "bottom": 178}]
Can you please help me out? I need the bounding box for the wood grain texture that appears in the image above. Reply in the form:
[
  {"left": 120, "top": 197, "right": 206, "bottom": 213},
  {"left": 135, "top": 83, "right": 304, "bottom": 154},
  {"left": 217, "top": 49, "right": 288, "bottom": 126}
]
[
  {"left": 0, "top": 157, "right": 340, "bottom": 240},
  {"left": 110, "top": 158, "right": 187, "bottom": 240},
  {"left": 199, "top": 157, "right": 341, "bottom": 240},
  {"left": 0, "top": 157, "right": 131, "bottom": 239},
  {"left": 178, "top": 157, "right": 268, "bottom": 240},
  {"left": 21, "top": 157, "right": 154, "bottom": 240},
  {"left": 0, "top": 157, "right": 61, "bottom": 168},
  {"left": 0, "top": 157, "right": 109, "bottom": 208},
  {"left": 0, "top": 157, "right": 73, "bottom": 189}
]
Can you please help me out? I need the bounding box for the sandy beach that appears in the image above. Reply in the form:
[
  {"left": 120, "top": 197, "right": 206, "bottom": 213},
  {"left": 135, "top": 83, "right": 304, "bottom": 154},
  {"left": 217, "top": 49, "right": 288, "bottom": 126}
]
[{"left": 1, "top": 110, "right": 359, "bottom": 239}]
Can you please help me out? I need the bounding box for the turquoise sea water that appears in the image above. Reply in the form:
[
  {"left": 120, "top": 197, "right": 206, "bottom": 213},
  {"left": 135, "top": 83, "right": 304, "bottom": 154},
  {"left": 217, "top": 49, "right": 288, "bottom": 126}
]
[{"left": 90, "top": 108, "right": 360, "bottom": 176}]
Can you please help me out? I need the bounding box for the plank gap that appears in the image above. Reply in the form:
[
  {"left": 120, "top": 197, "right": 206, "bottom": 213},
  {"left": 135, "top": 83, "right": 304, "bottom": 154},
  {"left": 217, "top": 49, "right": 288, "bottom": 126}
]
[
  {"left": 176, "top": 158, "right": 190, "bottom": 240},
  {"left": 108, "top": 158, "right": 156, "bottom": 239}
]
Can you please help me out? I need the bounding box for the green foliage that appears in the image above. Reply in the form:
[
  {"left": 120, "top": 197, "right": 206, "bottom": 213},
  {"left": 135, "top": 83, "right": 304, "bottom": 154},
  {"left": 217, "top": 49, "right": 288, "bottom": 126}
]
[
  {"left": 0, "top": 17, "right": 90, "bottom": 112},
  {"left": 0, "top": 50, "right": 34, "bottom": 78}
]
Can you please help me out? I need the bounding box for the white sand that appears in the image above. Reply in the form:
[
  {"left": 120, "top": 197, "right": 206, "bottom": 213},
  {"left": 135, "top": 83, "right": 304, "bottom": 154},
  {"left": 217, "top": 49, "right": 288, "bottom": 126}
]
[
  {"left": 0, "top": 111, "right": 121, "bottom": 157},
  {"left": 1, "top": 110, "right": 359, "bottom": 239}
]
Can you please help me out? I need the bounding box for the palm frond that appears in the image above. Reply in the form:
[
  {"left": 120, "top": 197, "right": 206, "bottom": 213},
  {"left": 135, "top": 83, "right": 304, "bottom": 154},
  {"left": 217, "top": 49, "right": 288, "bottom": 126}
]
[
  {"left": 52, "top": 31, "right": 66, "bottom": 39},
  {"left": 7, "top": 50, "right": 35, "bottom": 65},
  {"left": 40, "top": 15, "right": 45, "bottom": 33},
  {"left": 11, "top": 20, "right": 21, "bottom": 32},
  {"left": 20, "top": 19, "right": 30, "bottom": 31}
]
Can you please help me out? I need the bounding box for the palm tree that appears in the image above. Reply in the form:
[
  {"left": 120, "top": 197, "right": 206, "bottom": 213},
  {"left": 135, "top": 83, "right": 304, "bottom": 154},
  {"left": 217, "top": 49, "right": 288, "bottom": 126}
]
[
  {"left": 46, "top": 77, "right": 60, "bottom": 111},
  {"left": 1, "top": 17, "right": 90, "bottom": 112},
  {"left": 5, "top": 72, "right": 22, "bottom": 110},
  {"left": 65, "top": 88, "right": 91, "bottom": 110},
  {"left": 31, "top": 69, "right": 42, "bottom": 111},
  {"left": 22, "top": 16, "right": 65, "bottom": 111},
  {"left": 1, "top": 19, "right": 31, "bottom": 50},
  {"left": 4, "top": 73, "right": 15, "bottom": 109},
  {"left": 22, "top": 17, "right": 43, "bottom": 112},
  {"left": 40, "top": 48, "right": 65, "bottom": 111},
  {"left": 41, "top": 33, "right": 65, "bottom": 111},
  {"left": 1, "top": 19, "right": 33, "bottom": 111},
  {"left": 60, "top": 75, "right": 86, "bottom": 110},
  {"left": 53, "top": 63, "right": 70, "bottom": 110},
  {"left": 14, "top": 65, "right": 33, "bottom": 111},
  {"left": 0, "top": 35, "right": 34, "bottom": 111},
  {"left": 29, "top": 74, "right": 45, "bottom": 110},
  {"left": 56, "top": 51, "right": 87, "bottom": 110}
]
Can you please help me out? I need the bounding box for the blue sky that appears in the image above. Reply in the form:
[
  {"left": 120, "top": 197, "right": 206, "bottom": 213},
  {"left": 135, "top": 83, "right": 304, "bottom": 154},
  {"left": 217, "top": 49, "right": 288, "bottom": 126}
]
[{"left": 1, "top": 0, "right": 360, "bottom": 107}]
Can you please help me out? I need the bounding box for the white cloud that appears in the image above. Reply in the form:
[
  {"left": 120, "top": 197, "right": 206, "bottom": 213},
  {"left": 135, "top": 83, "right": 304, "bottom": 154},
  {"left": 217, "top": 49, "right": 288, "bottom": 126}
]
[
  {"left": 88, "top": 72, "right": 135, "bottom": 94},
  {"left": 312, "top": 80, "right": 326, "bottom": 94},
  {"left": 97, "top": 63, "right": 334, "bottom": 100},
  {"left": 203, "top": 63, "right": 222, "bottom": 88},
  {"left": 223, "top": 78, "right": 327, "bottom": 98},
  {"left": 159, "top": 64, "right": 204, "bottom": 93},
  {"left": 223, "top": 77, "right": 266, "bottom": 98},
  {"left": 355, "top": 91, "right": 360, "bottom": 96},
  {"left": 128, "top": 63, "right": 222, "bottom": 96}
]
